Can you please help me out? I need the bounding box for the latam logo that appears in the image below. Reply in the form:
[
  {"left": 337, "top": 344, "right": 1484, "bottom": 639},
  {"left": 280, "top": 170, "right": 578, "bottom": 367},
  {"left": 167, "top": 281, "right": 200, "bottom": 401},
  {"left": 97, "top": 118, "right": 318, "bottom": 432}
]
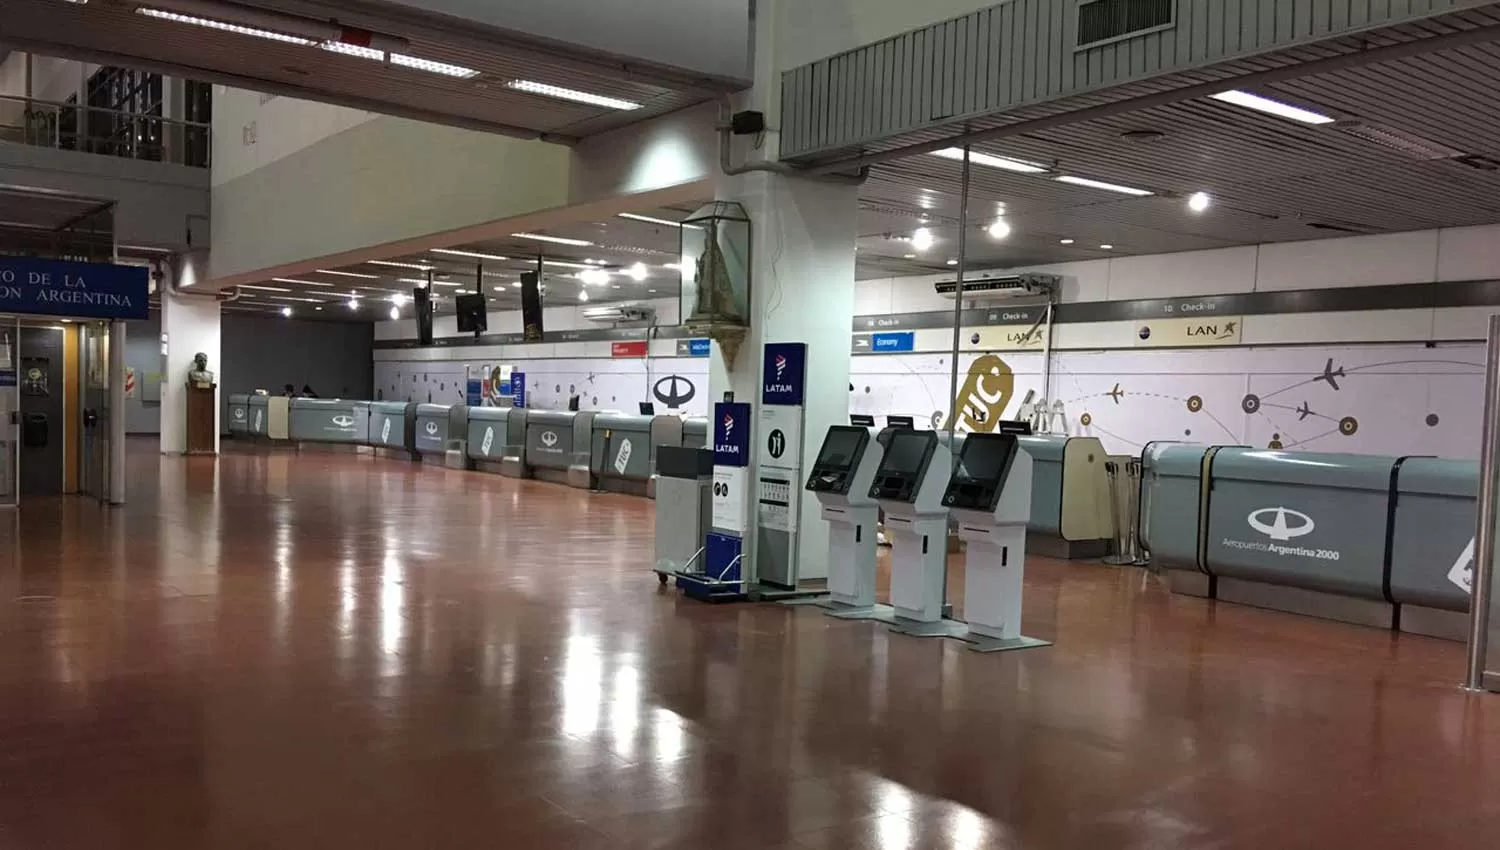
[
  {"left": 1247, "top": 507, "right": 1315, "bottom": 541},
  {"left": 774, "top": 354, "right": 788, "bottom": 381},
  {"left": 331, "top": 415, "right": 355, "bottom": 429},
  {"left": 424, "top": 421, "right": 439, "bottom": 436},
  {"left": 541, "top": 430, "right": 559, "bottom": 448},
  {"left": 722, "top": 413, "right": 735, "bottom": 437}
]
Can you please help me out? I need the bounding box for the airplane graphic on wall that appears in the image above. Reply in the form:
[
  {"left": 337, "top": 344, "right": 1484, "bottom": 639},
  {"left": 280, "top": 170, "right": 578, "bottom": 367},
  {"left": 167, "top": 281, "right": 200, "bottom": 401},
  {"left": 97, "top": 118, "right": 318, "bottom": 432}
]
[
  {"left": 1107, "top": 383, "right": 1124, "bottom": 404},
  {"left": 1315, "top": 358, "right": 1346, "bottom": 391},
  {"left": 1296, "top": 402, "right": 1315, "bottom": 421}
]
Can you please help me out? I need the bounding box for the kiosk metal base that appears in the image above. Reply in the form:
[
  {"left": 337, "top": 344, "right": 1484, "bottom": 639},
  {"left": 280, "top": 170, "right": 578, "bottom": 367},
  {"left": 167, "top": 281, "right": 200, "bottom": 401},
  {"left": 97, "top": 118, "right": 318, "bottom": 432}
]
[
  {"left": 822, "top": 602, "right": 893, "bottom": 621},
  {"left": 752, "top": 582, "right": 828, "bottom": 603},
  {"left": 885, "top": 615, "right": 967, "bottom": 639},
  {"left": 957, "top": 633, "right": 1052, "bottom": 654}
]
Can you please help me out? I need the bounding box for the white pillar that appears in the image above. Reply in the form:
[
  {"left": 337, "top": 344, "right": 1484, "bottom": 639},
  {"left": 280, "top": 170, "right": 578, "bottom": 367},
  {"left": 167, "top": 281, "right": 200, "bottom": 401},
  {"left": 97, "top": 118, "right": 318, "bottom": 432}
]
[
  {"left": 160, "top": 251, "right": 221, "bottom": 455},
  {"left": 708, "top": 170, "right": 859, "bottom": 581}
]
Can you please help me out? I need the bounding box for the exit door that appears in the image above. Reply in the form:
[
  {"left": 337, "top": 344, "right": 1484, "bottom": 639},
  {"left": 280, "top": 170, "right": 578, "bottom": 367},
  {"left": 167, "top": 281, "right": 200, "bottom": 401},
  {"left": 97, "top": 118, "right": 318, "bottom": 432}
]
[{"left": 79, "top": 321, "right": 110, "bottom": 502}]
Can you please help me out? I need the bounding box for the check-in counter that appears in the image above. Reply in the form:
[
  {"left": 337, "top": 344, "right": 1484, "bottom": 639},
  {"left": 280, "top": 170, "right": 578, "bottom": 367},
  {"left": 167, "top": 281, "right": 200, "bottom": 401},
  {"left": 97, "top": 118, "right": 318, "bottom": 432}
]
[
  {"left": 1139, "top": 443, "right": 1215, "bottom": 595},
  {"left": 590, "top": 413, "right": 661, "bottom": 497},
  {"left": 1204, "top": 448, "right": 1397, "bottom": 629},
  {"left": 525, "top": 410, "right": 596, "bottom": 487},
  {"left": 227, "top": 394, "right": 251, "bottom": 437},
  {"left": 499, "top": 409, "right": 531, "bottom": 478},
  {"left": 415, "top": 404, "right": 468, "bottom": 463},
  {"left": 683, "top": 417, "right": 709, "bottom": 448},
  {"left": 1017, "top": 435, "right": 1113, "bottom": 559},
  {"left": 368, "top": 401, "right": 417, "bottom": 458},
  {"left": 247, "top": 395, "right": 274, "bottom": 439},
  {"left": 645, "top": 416, "right": 686, "bottom": 498},
  {"left": 1389, "top": 458, "right": 1476, "bottom": 639},
  {"left": 288, "top": 398, "right": 369, "bottom": 446},
  {"left": 467, "top": 407, "right": 518, "bottom": 472}
]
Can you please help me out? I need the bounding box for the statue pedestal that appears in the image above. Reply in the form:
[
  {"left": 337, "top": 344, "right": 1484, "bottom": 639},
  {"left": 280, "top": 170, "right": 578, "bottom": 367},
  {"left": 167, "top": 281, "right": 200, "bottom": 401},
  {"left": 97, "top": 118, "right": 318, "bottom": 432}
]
[{"left": 185, "top": 384, "right": 217, "bottom": 455}]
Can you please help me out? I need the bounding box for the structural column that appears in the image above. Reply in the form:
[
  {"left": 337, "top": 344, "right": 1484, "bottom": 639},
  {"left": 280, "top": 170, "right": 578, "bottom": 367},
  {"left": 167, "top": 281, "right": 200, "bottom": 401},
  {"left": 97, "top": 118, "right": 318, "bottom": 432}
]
[
  {"left": 707, "top": 169, "right": 859, "bottom": 582},
  {"left": 160, "top": 251, "right": 221, "bottom": 455}
]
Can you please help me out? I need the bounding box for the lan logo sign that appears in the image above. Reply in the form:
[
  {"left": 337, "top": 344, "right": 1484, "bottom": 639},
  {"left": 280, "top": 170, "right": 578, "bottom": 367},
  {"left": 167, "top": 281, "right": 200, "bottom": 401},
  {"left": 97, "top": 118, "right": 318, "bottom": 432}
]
[{"left": 1135, "top": 316, "right": 1242, "bottom": 348}]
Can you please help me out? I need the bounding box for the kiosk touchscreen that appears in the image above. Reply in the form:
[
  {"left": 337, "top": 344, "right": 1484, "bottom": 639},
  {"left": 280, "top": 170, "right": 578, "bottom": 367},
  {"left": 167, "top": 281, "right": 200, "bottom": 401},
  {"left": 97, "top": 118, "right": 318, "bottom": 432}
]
[
  {"left": 805, "top": 424, "right": 884, "bottom": 614},
  {"left": 943, "top": 434, "right": 1046, "bottom": 652},
  {"left": 869, "top": 429, "right": 951, "bottom": 630}
]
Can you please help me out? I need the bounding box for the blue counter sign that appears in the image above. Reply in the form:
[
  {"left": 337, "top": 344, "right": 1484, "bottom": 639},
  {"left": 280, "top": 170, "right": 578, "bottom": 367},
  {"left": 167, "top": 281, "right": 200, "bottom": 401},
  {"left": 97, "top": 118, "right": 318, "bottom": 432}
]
[
  {"left": 714, "top": 401, "right": 751, "bottom": 467},
  {"left": 0, "top": 257, "right": 150, "bottom": 321},
  {"left": 761, "top": 342, "right": 807, "bottom": 406},
  {"left": 511, "top": 371, "right": 526, "bottom": 408},
  {"left": 688, "top": 338, "right": 711, "bottom": 357},
  {"left": 872, "top": 332, "right": 915, "bottom": 353}
]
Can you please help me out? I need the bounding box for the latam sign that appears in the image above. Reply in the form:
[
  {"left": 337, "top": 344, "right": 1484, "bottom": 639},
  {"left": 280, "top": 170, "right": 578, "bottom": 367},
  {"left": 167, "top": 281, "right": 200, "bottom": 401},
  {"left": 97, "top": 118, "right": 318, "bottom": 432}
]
[
  {"left": 0, "top": 257, "right": 150, "bottom": 321},
  {"left": 761, "top": 342, "right": 807, "bottom": 406},
  {"left": 713, "top": 402, "right": 751, "bottom": 468}
]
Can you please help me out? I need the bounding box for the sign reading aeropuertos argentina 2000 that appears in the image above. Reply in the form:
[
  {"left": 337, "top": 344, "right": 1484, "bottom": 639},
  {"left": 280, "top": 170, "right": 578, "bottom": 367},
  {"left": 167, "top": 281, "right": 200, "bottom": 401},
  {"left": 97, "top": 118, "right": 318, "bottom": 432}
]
[{"left": 0, "top": 257, "right": 151, "bottom": 321}]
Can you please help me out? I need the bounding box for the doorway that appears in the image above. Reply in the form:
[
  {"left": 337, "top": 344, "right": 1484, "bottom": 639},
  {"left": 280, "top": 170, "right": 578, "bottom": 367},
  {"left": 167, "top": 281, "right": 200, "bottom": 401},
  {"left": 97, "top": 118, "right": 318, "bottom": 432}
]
[
  {"left": 79, "top": 321, "right": 110, "bottom": 502},
  {"left": 16, "top": 323, "right": 66, "bottom": 498}
]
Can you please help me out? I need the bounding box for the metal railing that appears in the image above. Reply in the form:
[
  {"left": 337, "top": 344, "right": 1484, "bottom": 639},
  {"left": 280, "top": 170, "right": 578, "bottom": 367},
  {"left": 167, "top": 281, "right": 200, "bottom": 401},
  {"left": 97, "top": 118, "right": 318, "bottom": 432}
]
[{"left": 0, "top": 94, "right": 211, "bottom": 168}]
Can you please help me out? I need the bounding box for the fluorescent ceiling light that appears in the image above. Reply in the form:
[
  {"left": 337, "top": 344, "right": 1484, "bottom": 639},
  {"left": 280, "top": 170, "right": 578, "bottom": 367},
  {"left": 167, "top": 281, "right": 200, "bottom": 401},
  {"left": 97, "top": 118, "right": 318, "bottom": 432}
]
[
  {"left": 389, "top": 306, "right": 400, "bottom": 320},
  {"left": 321, "top": 42, "right": 383, "bottom": 60},
  {"left": 512, "top": 232, "right": 593, "bottom": 247},
  {"left": 578, "top": 290, "right": 590, "bottom": 302},
  {"left": 986, "top": 219, "right": 1012, "bottom": 240},
  {"left": 1054, "top": 175, "right": 1154, "bottom": 196},
  {"left": 239, "top": 284, "right": 291, "bottom": 293},
  {"left": 272, "top": 277, "right": 335, "bottom": 287},
  {"left": 390, "top": 293, "right": 408, "bottom": 306},
  {"left": 930, "top": 147, "right": 1048, "bottom": 174},
  {"left": 544, "top": 260, "right": 593, "bottom": 269},
  {"left": 1188, "top": 191, "right": 1212, "bottom": 213},
  {"left": 511, "top": 281, "right": 522, "bottom": 288},
  {"left": 617, "top": 212, "right": 698, "bottom": 229},
  {"left": 431, "top": 248, "right": 509, "bottom": 261},
  {"left": 578, "top": 269, "right": 611, "bottom": 286},
  {"left": 367, "top": 260, "right": 433, "bottom": 271},
  {"left": 627, "top": 262, "right": 649, "bottom": 282},
  {"left": 319, "top": 43, "right": 480, "bottom": 79},
  {"left": 281, "top": 307, "right": 293, "bottom": 317},
  {"left": 910, "top": 227, "right": 934, "bottom": 251},
  {"left": 269, "top": 295, "right": 327, "bottom": 303},
  {"left": 506, "top": 80, "right": 641, "bottom": 111},
  {"left": 1059, "top": 238, "right": 1075, "bottom": 245},
  {"left": 135, "top": 8, "right": 315, "bottom": 45},
  {"left": 1210, "top": 90, "right": 1335, "bottom": 125},
  {"left": 1100, "top": 244, "right": 1115, "bottom": 250},
  {"left": 315, "top": 269, "right": 379, "bottom": 279}
]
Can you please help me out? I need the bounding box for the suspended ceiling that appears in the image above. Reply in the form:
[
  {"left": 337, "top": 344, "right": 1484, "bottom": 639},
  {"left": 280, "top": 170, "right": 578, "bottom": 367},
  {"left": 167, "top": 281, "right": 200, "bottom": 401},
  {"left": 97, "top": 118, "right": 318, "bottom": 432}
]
[{"left": 1, "top": 0, "right": 734, "bottom": 140}]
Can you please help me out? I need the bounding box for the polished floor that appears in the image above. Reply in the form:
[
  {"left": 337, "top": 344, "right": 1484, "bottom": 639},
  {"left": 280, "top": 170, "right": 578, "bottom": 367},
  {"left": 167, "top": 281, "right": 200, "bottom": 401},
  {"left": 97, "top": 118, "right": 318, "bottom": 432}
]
[{"left": 0, "top": 442, "right": 1496, "bottom": 849}]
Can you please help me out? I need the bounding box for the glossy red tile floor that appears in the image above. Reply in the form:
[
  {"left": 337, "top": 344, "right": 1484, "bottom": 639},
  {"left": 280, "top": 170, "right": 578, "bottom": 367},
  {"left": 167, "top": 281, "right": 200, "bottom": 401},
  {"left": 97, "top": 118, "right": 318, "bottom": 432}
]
[{"left": 0, "top": 442, "right": 1497, "bottom": 849}]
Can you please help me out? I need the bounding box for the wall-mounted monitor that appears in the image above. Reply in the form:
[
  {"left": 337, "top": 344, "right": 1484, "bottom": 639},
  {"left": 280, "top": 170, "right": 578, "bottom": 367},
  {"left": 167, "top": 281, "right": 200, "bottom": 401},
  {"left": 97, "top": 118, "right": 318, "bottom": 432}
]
[{"left": 455, "top": 293, "right": 487, "bottom": 334}]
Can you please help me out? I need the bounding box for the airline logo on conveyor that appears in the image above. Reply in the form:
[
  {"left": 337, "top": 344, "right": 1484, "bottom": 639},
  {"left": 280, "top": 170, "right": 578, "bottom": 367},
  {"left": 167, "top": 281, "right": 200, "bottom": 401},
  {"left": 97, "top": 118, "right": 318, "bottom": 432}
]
[
  {"left": 381, "top": 419, "right": 392, "bottom": 443},
  {"left": 1222, "top": 506, "right": 1339, "bottom": 561},
  {"left": 539, "top": 430, "right": 561, "bottom": 452},
  {"left": 1448, "top": 537, "right": 1475, "bottom": 595},
  {"left": 615, "top": 439, "right": 632, "bottom": 474},
  {"left": 425, "top": 421, "right": 439, "bottom": 436},
  {"left": 233, "top": 408, "right": 245, "bottom": 421},
  {"left": 481, "top": 426, "right": 494, "bottom": 456},
  {"left": 1247, "top": 507, "right": 1315, "bottom": 541},
  {"left": 331, "top": 415, "right": 354, "bottom": 429}
]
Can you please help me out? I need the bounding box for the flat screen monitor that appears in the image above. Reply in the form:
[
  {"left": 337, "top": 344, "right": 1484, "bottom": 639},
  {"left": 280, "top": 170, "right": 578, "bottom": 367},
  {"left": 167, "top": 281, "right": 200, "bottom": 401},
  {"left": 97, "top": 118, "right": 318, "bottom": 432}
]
[
  {"left": 455, "top": 293, "right": 487, "bottom": 333},
  {"left": 957, "top": 435, "right": 1018, "bottom": 483},
  {"left": 879, "top": 431, "right": 933, "bottom": 477},
  {"left": 815, "top": 427, "right": 866, "bottom": 469},
  {"left": 639, "top": 402, "right": 655, "bottom": 416},
  {"left": 567, "top": 395, "right": 580, "bottom": 412}
]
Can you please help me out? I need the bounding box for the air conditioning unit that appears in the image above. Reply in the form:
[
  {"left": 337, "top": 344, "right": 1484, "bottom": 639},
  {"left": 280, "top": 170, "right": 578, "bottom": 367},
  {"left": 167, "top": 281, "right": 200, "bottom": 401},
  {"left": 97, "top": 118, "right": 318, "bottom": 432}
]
[
  {"left": 583, "top": 304, "right": 655, "bottom": 323},
  {"left": 934, "top": 273, "right": 1059, "bottom": 301}
]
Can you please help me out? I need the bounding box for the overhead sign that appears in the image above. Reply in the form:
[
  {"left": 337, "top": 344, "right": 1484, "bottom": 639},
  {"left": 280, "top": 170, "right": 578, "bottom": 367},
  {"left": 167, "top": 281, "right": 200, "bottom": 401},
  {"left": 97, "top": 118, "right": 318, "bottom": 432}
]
[
  {"left": 1134, "top": 316, "right": 1243, "bottom": 348},
  {"left": 676, "top": 338, "right": 712, "bottom": 357},
  {"left": 511, "top": 371, "right": 526, "bottom": 408},
  {"left": 870, "top": 331, "right": 915, "bottom": 353},
  {"left": 714, "top": 401, "right": 751, "bottom": 467},
  {"left": 0, "top": 257, "right": 150, "bottom": 321},
  {"left": 968, "top": 325, "right": 1048, "bottom": 351},
  {"left": 761, "top": 342, "right": 807, "bottom": 406},
  {"left": 611, "top": 340, "right": 648, "bottom": 358}
]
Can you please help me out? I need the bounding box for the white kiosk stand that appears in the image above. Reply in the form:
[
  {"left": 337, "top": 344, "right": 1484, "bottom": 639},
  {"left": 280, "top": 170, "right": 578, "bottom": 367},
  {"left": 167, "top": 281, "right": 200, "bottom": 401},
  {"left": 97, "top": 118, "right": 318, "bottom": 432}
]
[
  {"left": 804, "top": 422, "right": 885, "bottom": 617},
  {"left": 870, "top": 429, "right": 954, "bottom": 637},
  {"left": 943, "top": 433, "right": 1050, "bottom": 653}
]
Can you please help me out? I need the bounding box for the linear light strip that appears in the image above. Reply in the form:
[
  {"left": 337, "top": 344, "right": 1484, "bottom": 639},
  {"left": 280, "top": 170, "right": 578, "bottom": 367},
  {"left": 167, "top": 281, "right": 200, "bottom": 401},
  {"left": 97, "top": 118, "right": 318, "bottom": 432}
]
[
  {"left": 512, "top": 232, "right": 593, "bottom": 247},
  {"left": 272, "top": 278, "right": 336, "bottom": 287},
  {"left": 136, "top": 8, "right": 315, "bottom": 45},
  {"left": 431, "top": 248, "right": 510, "bottom": 261},
  {"left": 367, "top": 260, "right": 434, "bottom": 271},
  {"left": 1209, "top": 90, "right": 1335, "bottom": 125},
  {"left": 506, "top": 80, "right": 641, "bottom": 111},
  {"left": 1053, "top": 175, "right": 1155, "bottom": 196},
  {"left": 929, "top": 147, "right": 1048, "bottom": 174}
]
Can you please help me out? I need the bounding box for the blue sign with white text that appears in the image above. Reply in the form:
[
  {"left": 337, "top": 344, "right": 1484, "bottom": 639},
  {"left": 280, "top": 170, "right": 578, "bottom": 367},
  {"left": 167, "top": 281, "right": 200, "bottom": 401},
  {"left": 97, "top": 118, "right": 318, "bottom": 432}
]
[
  {"left": 872, "top": 332, "right": 915, "bottom": 353},
  {"left": 714, "top": 401, "right": 751, "bottom": 467},
  {"left": 511, "top": 371, "right": 526, "bottom": 408},
  {"left": 0, "top": 257, "right": 149, "bottom": 321},
  {"left": 761, "top": 342, "right": 807, "bottom": 406},
  {"left": 688, "top": 338, "right": 711, "bottom": 357}
]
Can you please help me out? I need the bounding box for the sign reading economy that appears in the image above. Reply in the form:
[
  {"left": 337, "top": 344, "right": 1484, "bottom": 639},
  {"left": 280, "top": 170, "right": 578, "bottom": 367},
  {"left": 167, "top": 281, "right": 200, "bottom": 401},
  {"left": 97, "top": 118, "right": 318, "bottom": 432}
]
[{"left": 0, "top": 257, "right": 150, "bottom": 321}]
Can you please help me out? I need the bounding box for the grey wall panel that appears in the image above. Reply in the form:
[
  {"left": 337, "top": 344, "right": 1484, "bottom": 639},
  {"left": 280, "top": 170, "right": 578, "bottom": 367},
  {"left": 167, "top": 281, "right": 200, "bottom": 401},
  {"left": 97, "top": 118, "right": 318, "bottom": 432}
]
[{"left": 779, "top": 0, "right": 1490, "bottom": 159}]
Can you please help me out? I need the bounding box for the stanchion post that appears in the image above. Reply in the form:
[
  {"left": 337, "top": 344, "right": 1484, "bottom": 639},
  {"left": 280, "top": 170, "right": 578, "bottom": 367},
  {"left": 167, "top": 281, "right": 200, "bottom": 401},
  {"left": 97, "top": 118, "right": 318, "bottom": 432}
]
[{"left": 1464, "top": 314, "right": 1500, "bottom": 691}]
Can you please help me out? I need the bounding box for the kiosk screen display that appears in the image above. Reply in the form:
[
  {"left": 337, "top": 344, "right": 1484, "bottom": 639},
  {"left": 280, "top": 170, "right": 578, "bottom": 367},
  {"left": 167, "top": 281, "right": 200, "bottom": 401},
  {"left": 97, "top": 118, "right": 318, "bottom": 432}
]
[
  {"left": 816, "top": 427, "right": 865, "bottom": 469},
  {"left": 881, "top": 432, "right": 932, "bottom": 476},
  {"left": 958, "top": 435, "right": 1018, "bottom": 482}
]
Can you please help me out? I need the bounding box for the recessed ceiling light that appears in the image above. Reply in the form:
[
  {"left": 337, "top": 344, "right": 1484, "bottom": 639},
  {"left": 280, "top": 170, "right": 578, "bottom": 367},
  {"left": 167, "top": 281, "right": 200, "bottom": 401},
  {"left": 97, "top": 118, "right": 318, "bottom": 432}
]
[
  {"left": 389, "top": 306, "right": 400, "bottom": 320},
  {"left": 929, "top": 147, "right": 1048, "bottom": 174},
  {"left": 987, "top": 219, "right": 1012, "bottom": 240},
  {"left": 1209, "top": 90, "right": 1334, "bottom": 125},
  {"left": 1054, "top": 175, "right": 1154, "bottom": 196},
  {"left": 315, "top": 306, "right": 323, "bottom": 311},
  {"left": 135, "top": 7, "right": 315, "bottom": 45},
  {"left": 946, "top": 259, "right": 959, "bottom": 266},
  {"left": 1059, "top": 238, "right": 1075, "bottom": 245},
  {"left": 512, "top": 232, "right": 593, "bottom": 247},
  {"left": 506, "top": 80, "right": 641, "bottom": 111},
  {"left": 239, "top": 284, "right": 291, "bottom": 293},
  {"left": 648, "top": 288, "right": 657, "bottom": 293},
  {"left": 1100, "top": 244, "right": 1114, "bottom": 250},
  {"left": 281, "top": 306, "right": 292, "bottom": 317},
  {"left": 389, "top": 53, "right": 479, "bottom": 79},
  {"left": 511, "top": 281, "right": 521, "bottom": 289},
  {"left": 431, "top": 248, "right": 509, "bottom": 261},
  {"left": 390, "top": 293, "right": 408, "bottom": 306},
  {"left": 910, "top": 228, "right": 934, "bottom": 251},
  {"left": 578, "top": 269, "right": 611, "bottom": 286},
  {"left": 577, "top": 290, "right": 590, "bottom": 302},
  {"left": 902, "top": 253, "right": 917, "bottom": 259},
  {"left": 315, "top": 269, "right": 379, "bottom": 279},
  {"left": 368, "top": 260, "right": 434, "bottom": 271},
  {"left": 628, "top": 262, "right": 649, "bottom": 282},
  {"left": 348, "top": 298, "right": 359, "bottom": 310},
  {"left": 272, "top": 278, "right": 335, "bottom": 287},
  {"left": 1188, "top": 191, "right": 1212, "bottom": 213}
]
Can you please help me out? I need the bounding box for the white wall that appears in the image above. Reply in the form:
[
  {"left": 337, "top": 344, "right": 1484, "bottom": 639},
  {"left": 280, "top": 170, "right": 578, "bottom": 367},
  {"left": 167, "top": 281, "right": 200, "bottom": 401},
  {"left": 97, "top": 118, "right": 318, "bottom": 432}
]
[
  {"left": 773, "top": 0, "right": 1001, "bottom": 72},
  {"left": 211, "top": 86, "right": 374, "bottom": 186}
]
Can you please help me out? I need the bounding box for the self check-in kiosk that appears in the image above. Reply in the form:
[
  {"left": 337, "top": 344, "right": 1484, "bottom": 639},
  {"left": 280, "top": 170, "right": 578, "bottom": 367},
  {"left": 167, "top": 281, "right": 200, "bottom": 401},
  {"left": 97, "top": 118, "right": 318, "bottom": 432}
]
[
  {"left": 943, "top": 433, "right": 1048, "bottom": 652},
  {"left": 805, "top": 423, "right": 885, "bottom": 615},
  {"left": 869, "top": 428, "right": 951, "bottom": 633}
]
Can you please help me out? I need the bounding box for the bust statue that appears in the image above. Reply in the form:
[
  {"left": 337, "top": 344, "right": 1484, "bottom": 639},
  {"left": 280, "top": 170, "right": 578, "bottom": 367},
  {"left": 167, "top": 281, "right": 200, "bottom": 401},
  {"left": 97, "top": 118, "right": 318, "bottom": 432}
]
[{"left": 188, "top": 352, "right": 215, "bottom": 389}]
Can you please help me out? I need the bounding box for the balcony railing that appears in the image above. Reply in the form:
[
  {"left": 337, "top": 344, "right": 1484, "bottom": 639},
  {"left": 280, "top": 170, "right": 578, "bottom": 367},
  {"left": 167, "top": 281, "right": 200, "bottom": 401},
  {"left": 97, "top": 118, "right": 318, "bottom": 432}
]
[{"left": 0, "top": 94, "right": 211, "bottom": 168}]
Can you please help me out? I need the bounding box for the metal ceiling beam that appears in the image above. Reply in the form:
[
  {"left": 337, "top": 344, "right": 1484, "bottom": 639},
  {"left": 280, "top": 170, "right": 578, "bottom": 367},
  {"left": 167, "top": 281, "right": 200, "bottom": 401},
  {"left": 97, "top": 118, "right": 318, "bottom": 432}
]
[
  {"left": 0, "top": 35, "right": 580, "bottom": 144},
  {"left": 803, "top": 21, "right": 1500, "bottom": 174}
]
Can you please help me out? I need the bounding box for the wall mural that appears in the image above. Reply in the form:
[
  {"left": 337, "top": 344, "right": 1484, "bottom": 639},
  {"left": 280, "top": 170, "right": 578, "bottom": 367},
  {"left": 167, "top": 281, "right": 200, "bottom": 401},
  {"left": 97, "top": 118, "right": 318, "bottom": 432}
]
[
  {"left": 851, "top": 342, "right": 1486, "bottom": 460},
  {"left": 373, "top": 358, "right": 711, "bottom": 416}
]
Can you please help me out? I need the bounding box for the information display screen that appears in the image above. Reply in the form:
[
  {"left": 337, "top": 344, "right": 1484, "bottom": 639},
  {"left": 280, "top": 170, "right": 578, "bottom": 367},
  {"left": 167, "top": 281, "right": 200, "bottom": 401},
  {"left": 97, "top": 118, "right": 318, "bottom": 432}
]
[
  {"left": 815, "top": 427, "right": 866, "bottom": 469},
  {"left": 879, "top": 431, "right": 934, "bottom": 477},
  {"left": 957, "top": 435, "right": 1018, "bottom": 483}
]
